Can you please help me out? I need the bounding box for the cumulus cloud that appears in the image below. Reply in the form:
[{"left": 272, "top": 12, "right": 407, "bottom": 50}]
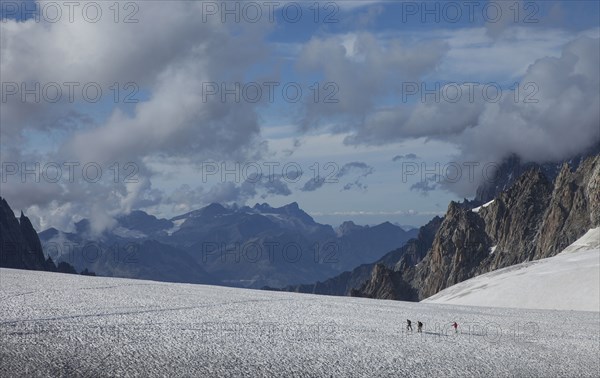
[
  {"left": 296, "top": 31, "right": 449, "bottom": 130},
  {"left": 1, "top": 1, "right": 275, "bottom": 230},
  {"left": 301, "top": 31, "right": 600, "bottom": 196},
  {"left": 438, "top": 35, "right": 600, "bottom": 194}
]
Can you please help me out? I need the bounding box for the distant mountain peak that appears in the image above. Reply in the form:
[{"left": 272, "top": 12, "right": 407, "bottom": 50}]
[
  {"left": 203, "top": 203, "right": 228, "bottom": 213},
  {"left": 252, "top": 202, "right": 312, "bottom": 219},
  {"left": 252, "top": 202, "right": 299, "bottom": 211},
  {"left": 173, "top": 203, "right": 230, "bottom": 220},
  {"left": 205, "top": 202, "right": 226, "bottom": 210},
  {"left": 336, "top": 221, "right": 363, "bottom": 236},
  {"left": 284, "top": 202, "right": 300, "bottom": 210},
  {"left": 253, "top": 202, "right": 273, "bottom": 211}
]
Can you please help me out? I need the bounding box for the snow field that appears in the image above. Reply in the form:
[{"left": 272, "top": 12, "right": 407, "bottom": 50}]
[
  {"left": 425, "top": 228, "right": 600, "bottom": 312},
  {"left": 1, "top": 268, "right": 599, "bottom": 377}
]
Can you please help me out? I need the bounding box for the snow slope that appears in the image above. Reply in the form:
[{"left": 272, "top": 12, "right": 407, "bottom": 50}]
[
  {"left": 1, "top": 268, "right": 599, "bottom": 377},
  {"left": 425, "top": 228, "right": 600, "bottom": 312},
  {"left": 471, "top": 200, "right": 495, "bottom": 213}
]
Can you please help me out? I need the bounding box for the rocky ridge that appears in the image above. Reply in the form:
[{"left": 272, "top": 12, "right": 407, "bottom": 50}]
[{"left": 353, "top": 154, "right": 600, "bottom": 301}]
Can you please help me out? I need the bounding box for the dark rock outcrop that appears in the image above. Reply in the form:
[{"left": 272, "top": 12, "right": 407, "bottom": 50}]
[
  {"left": 350, "top": 264, "right": 418, "bottom": 301},
  {"left": 1, "top": 197, "right": 49, "bottom": 270},
  {"left": 0, "top": 197, "right": 76, "bottom": 273}
]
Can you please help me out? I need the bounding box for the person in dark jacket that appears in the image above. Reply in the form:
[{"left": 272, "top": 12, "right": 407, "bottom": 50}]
[
  {"left": 406, "top": 319, "right": 412, "bottom": 331},
  {"left": 417, "top": 321, "right": 423, "bottom": 333}
]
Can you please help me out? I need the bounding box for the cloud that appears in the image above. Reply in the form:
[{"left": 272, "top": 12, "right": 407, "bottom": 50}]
[
  {"left": 355, "top": 4, "right": 384, "bottom": 28},
  {"left": 342, "top": 181, "right": 368, "bottom": 192},
  {"left": 300, "top": 177, "right": 326, "bottom": 192},
  {"left": 0, "top": 1, "right": 275, "bottom": 230},
  {"left": 296, "top": 31, "right": 449, "bottom": 130},
  {"left": 338, "top": 162, "right": 374, "bottom": 177},
  {"left": 484, "top": 0, "right": 526, "bottom": 39},
  {"left": 410, "top": 177, "right": 440, "bottom": 196},
  {"left": 4, "top": 2, "right": 599, "bottom": 229},
  {"left": 300, "top": 161, "right": 374, "bottom": 192},
  {"left": 393, "top": 153, "right": 420, "bottom": 161},
  {"left": 259, "top": 175, "right": 293, "bottom": 198},
  {"left": 338, "top": 162, "right": 373, "bottom": 192},
  {"left": 303, "top": 32, "right": 600, "bottom": 196}
]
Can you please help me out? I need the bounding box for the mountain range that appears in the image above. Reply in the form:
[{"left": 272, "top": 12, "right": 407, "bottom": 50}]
[{"left": 37, "top": 202, "right": 417, "bottom": 288}]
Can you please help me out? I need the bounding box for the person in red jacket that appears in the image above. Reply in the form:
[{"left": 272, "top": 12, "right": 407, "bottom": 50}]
[{"left": 452, "top": 322, "right": 458, "bottom": 333}]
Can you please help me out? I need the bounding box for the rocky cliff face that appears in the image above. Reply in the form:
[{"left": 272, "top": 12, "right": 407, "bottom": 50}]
[
  {"left": 533, "top": 155, "right": 600, "bottom": 258},
  {"left": 416, "top": 202, "right": 492, "bottom": 299},
  {"left": 0, "top": 197, "right": 76, "bottom": 273},
  {"left": 350, "top": 264, "right": 418, "bottom": 301},
  {"left": 352, "top": 153, "right": 600, "bottom": 302},
  {"left": 478, "top": 168, "right": 553, "bottom": 270}
]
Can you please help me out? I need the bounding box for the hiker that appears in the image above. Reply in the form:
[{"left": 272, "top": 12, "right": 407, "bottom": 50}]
[
  {"left": 452, "top": 322, "right": 458, "bottom": 333},
  {"left": 417, "top": 321, "right": 423, "bottom": 333},
  {"left": 406, "top": 319, "right": 412, "bottom": 332}
]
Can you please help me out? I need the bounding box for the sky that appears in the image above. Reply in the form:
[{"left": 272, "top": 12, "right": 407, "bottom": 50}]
[{"left": 1, "top": 0, "right": 599, "bottom": 231}]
